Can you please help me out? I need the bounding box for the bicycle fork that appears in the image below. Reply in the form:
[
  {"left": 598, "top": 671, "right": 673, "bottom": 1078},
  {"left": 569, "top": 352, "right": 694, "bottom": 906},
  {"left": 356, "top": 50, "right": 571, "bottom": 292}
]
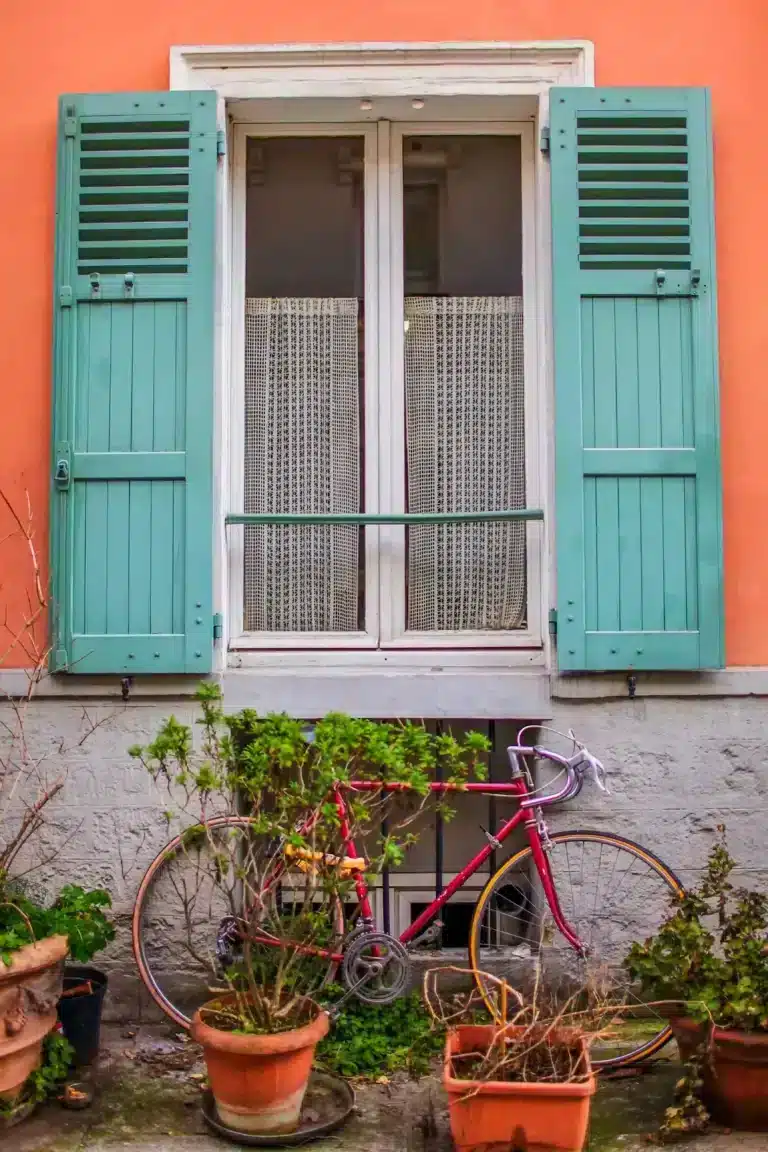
[{"left": 525, "top": 812, "right": 588, "bottom": 957}]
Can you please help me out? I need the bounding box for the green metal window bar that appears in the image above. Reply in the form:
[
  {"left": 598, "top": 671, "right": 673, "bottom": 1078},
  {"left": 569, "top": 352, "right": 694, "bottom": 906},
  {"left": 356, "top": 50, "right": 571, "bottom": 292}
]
[{"left": 226, "top": 510, "right": 544, "bottom": 526}]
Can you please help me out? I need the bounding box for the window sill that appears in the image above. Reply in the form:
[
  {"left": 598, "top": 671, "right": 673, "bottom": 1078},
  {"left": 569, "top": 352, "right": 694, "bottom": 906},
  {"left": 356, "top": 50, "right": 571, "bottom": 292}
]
[{"left": 221, "top": 664, "right": 551, "bottom": 718}]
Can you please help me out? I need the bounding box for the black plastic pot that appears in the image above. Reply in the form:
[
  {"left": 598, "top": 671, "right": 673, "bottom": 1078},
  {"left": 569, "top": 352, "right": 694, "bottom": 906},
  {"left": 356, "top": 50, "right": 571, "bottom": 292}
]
[{"left": 57, "top": 965, "right": 108, "bottom": 1067}]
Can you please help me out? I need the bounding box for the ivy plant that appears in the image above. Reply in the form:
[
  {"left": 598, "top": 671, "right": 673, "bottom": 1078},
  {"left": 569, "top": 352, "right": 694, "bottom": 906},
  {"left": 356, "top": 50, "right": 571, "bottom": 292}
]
[{"left": 626, "top": 830, "right": 768, "bottom": 1031}]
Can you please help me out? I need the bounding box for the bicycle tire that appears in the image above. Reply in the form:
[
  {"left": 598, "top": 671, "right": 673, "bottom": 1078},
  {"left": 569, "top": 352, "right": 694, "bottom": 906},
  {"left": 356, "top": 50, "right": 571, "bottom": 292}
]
[
  {"left": 468, "top": 829, "right": 683, "bottom": 1070},
  {"left": 132, "top": 815, "right": 345, "bottom": 1030}
]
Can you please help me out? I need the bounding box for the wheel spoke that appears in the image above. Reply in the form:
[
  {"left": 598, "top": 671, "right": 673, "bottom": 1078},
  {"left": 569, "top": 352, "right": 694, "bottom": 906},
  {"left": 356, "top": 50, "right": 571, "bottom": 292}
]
[{"left": 471, "top": 832, "right": 680, "bottom": 1070}]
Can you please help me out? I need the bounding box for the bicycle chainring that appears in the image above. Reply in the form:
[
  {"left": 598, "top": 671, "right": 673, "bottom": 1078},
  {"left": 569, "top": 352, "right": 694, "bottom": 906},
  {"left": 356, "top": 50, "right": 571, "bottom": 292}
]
[{"left": 341, "top": 932, "right": 410, "bottom": 1005}]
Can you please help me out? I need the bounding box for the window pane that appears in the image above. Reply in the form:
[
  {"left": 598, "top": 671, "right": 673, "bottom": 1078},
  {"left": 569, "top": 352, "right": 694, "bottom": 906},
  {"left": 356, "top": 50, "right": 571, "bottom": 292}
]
[
  {"left": 243, "top": 137, "right": 364, "bottom": 632},
  {"left": 403, "top": 135, "right": 526, "bottom": 632}
]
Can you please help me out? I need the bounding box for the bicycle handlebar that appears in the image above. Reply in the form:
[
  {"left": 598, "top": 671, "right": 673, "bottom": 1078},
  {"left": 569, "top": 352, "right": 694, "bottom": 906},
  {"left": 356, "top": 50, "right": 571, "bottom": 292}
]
[{"left": 507, "top": 742, "right": 609, "bottom": 810}]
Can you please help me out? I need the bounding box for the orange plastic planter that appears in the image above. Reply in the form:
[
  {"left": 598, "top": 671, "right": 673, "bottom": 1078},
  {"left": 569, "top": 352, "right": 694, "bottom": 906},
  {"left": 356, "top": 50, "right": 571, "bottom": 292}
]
[
  {"left": 191, "top": 997, "right": 329, "bottom": 1135},
  {"left": 444, "top": 1025, "right": 596, "bottom": 1152}
]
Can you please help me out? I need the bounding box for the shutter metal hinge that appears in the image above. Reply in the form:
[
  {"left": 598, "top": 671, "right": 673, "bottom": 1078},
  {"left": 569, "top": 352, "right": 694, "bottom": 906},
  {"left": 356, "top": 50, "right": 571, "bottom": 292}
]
[
  {"left": 539, "top": 126, "right": 550, "bottom": 155},
  {"left": 59, "top": 286, "right": 73, "bottom": 307},
  {"left": 64, "top": 117, "right": 77, "bottom": 138},
  {"left": 548, "top": 608, "right": 558, "bottom": 637},
  {"left": 213, "top": 612, "right": 223, "bottom": 642},
  {"left": 216, "top": 130, "right": 226, "bottom": 159}
]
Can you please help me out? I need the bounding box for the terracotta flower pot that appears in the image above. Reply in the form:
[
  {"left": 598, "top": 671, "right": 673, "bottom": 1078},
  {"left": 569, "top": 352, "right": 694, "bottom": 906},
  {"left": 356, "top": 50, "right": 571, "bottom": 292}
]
[
  {"left": 444, "top": 1024, "right": 596, "bottom": 1152},
  {"left": 670, "top": 1016, "right": 768, "bottom": 1130},
  {"left": 191, "top": 996, "right": 330, "bottom": 1134},
  {"left": 0, "top": 935, "right": 68, "bottom": 1101}
]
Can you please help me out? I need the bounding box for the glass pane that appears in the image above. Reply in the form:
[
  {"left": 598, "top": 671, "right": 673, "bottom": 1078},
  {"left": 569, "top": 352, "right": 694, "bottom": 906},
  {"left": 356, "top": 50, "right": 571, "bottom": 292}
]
[
  {"left": 403, "top": 135, "right": 526, "bottom": 632},
  {"left": 243, "top": 137, "right": 365, "bottom": 632}
]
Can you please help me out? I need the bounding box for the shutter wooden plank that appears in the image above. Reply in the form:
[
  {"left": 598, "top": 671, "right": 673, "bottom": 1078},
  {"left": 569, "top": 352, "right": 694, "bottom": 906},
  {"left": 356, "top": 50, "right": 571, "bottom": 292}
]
[
  {"left": 551, "top": 87, "right": 723, "bottom": 671},
  {"left": 50, "top": 91, "right": 217, "bottom": 674}
]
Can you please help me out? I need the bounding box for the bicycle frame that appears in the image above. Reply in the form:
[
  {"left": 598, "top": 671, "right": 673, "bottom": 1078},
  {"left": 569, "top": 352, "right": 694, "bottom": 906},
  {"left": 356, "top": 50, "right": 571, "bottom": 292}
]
[{"left": 258, "top": 746, "right": 585, "bottom": 962}]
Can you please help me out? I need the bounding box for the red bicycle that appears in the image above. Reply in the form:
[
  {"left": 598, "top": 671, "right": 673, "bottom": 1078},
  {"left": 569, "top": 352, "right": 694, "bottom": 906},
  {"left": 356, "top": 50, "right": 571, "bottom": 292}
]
[{"left": 133, "top": 728, "right": 681, "bottom": 1069}]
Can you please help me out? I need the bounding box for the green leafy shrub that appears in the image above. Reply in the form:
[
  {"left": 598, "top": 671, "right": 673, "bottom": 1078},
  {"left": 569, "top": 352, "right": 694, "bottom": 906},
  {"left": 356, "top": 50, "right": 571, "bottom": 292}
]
[
  {"left": 0, "top": 885, "right": 114, "bottom": 966},
  {"left": 131, "top": 684, "right": 491, "bottom": 1035},
  {"left": 317, "top": 989, "right": 444, "bottom": 1078},
  {"left": 626, "top": 831, "right": 768, "bottom": 1031}
]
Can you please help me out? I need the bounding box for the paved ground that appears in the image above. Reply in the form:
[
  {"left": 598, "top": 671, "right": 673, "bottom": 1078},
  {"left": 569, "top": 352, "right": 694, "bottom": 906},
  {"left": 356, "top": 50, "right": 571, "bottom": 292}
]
[{"left": 4, "top": 1026, "right": 766, "bottom": 1152}]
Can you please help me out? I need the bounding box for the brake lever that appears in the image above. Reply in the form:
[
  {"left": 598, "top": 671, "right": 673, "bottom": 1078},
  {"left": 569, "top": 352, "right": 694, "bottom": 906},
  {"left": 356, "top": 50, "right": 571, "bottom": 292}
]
[{"left": 587, "top": 753, "right": 610, "bottom": 795}]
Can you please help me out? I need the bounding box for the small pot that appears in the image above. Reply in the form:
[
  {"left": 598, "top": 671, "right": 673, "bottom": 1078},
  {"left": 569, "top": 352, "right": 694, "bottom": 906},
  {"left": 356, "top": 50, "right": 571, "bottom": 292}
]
[
  {"left": 191, "top": 996, "right": 330, "bottom": 1135},
  {"left": 0, "top": 935, "right": 68, "bottom": 1101},
  {"left": 57, "top": 965, "right": 108, "bottom": 1067},
  {"left": 444, "top": 1024, "right": 596, "bottom": 1152},
  {"left": 671, "top": 1017, "right": 768, "bottom": 1130}
]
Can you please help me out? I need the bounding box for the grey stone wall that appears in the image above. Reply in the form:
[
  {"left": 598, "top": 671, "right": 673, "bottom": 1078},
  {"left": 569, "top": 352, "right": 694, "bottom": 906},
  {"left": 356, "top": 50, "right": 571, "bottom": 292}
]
[{"left": 1, "top": 694, "right": 766, "bottom": 1021}]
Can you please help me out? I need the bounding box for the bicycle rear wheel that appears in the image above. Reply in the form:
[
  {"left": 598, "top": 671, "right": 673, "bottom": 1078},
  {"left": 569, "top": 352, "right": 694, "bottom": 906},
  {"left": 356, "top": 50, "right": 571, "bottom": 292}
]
[
  {"left": 468, "top": 830, "right": 683, "bottom": 1070},
  {"left": 132, "top": 816, "right": 345, "bottom": 1029}
]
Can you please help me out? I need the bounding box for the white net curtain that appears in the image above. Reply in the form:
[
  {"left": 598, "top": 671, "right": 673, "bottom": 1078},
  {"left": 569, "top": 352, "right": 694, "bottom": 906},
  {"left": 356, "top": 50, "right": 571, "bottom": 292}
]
[
  {"left": 243, "top": 297, "right": 360, "bottom": 632},
  {"left": 405, "top": 296, "right": 527, "bottom": 632},
  {"left": 242, "top": 294, "right": 526, "bottom": 635}
]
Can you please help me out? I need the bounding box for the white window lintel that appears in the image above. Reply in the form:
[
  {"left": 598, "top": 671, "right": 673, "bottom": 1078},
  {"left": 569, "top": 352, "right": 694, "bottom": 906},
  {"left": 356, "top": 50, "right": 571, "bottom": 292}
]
[{"left": 170, "top": 40, "right": 594, "bottom": 104}]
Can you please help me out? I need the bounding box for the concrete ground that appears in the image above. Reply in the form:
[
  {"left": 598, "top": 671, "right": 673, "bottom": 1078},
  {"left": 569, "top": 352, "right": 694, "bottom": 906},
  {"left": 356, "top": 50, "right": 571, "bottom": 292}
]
[{"left": 3, "top": 1026, "right": 765, "bottom": 1152}]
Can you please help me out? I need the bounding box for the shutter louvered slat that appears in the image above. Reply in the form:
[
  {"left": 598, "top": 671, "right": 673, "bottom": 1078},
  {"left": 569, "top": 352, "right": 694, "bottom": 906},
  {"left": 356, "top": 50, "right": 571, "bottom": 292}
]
[
  {"left": 75, "top": 114, "right": 191, "bottom": 272},
  {"left": 574, "top": 110, "right": 692, "bottom": 271}
]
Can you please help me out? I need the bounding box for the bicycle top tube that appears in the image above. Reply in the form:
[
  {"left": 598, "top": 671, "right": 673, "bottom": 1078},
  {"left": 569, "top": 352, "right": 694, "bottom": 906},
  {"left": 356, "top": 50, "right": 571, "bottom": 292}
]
[{"left": 343, "top": 740, "right": 591, "bottom": 805}]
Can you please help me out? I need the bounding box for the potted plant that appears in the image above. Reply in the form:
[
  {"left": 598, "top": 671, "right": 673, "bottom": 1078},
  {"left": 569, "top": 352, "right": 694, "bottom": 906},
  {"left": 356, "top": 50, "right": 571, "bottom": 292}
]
[
  {"left": 131, "top": 687, "right": 489, "bottom": 1134},
  {"left": 425, "top": 968, "right": 608, "bottom": 1152},
  {"left": 626, "top": 831, "right": 768, "bottom": 1130},
  {"left": 0, "top": 886, "right": 115, "bottom": 1099}
]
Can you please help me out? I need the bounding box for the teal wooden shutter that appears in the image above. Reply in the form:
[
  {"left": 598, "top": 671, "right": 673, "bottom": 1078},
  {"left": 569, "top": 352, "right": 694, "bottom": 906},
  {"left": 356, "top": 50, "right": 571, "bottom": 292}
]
[
  {"left": 550, "top": 88, "right": 722, "bottom": 672},
  {"left": 50, "top": 91, "right": 217, "bottom": 673}
]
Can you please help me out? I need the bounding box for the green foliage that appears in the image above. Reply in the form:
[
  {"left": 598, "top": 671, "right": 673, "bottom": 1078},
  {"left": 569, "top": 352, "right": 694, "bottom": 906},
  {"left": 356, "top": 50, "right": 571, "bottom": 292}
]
[
  {"left": 0, "top": 886, "right": 114, "bottom": 966},
  {"left": 28, "top": 1031, "right": 76, "bottom": 1101},
  {"left": 317, "top": 989, "right": 444, "bottom": 1079},
  {"left": 626, "top": 830, "right": 768, "bottom": 1031}
]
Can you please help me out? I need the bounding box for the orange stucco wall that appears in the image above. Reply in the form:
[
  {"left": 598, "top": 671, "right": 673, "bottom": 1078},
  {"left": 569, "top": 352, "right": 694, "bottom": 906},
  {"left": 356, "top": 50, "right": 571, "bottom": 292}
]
[{"left": 1, "top": 0, "right": 766, "bottom": 667}]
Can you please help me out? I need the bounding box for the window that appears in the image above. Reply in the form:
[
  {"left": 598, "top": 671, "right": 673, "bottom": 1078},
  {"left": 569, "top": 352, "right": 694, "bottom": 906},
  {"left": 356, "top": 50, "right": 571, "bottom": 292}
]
[
  {"left": 229, "top": 123, "right": 542, "bottom": 651},
  {"left": 49, "top": 73, "right": 723, "bottom": 678}
]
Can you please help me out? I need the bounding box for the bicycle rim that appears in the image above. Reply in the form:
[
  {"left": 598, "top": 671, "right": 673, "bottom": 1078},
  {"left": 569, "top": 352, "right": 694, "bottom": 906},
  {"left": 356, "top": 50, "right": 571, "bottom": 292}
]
[
  {"left": 132, "top": 816, "right": 344, "bottom": 1030},
  {"left": 468, "top": 830, "right": 683, "bottom": 1070}
]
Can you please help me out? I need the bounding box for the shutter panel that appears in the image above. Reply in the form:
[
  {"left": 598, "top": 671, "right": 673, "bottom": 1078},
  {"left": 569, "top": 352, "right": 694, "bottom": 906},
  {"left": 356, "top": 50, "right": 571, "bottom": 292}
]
[
  {"left": 50, "top": 92, "right": 217, "bottom": 673},
  {"left": 550, "top": 88, "right": 723, "bottom": 672}
]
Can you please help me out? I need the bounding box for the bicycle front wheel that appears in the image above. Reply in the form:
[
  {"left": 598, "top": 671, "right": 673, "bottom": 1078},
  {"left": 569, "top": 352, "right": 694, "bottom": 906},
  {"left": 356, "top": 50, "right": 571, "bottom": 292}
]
[
  {"left": 468, "top": 830, "right": 683, "bottom": 1070},
  {"left": 133, "top": 816, "right": 345, "bottom": 1029}
]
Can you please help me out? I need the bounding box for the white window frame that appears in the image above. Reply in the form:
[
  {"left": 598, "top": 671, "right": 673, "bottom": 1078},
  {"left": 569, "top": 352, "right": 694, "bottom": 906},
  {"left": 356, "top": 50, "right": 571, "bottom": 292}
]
[
  {"left": 230, "top": 118, "right": 540, "bottom": 650},
  {"left": 170, "top": 40, "right": 595, "bottom": 675}
]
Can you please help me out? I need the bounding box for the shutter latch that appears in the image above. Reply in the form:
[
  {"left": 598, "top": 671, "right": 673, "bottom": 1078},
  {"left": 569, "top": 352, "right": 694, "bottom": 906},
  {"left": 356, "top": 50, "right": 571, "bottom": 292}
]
[
  {"left": 690, "top": 269, "right": 701, "bottom": 296},
  {"left": 54, "top": 443, "right": 71, "bottom": 491},
  {"left": 655, "top": 269, "right": 666, "bottom": 295}
]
